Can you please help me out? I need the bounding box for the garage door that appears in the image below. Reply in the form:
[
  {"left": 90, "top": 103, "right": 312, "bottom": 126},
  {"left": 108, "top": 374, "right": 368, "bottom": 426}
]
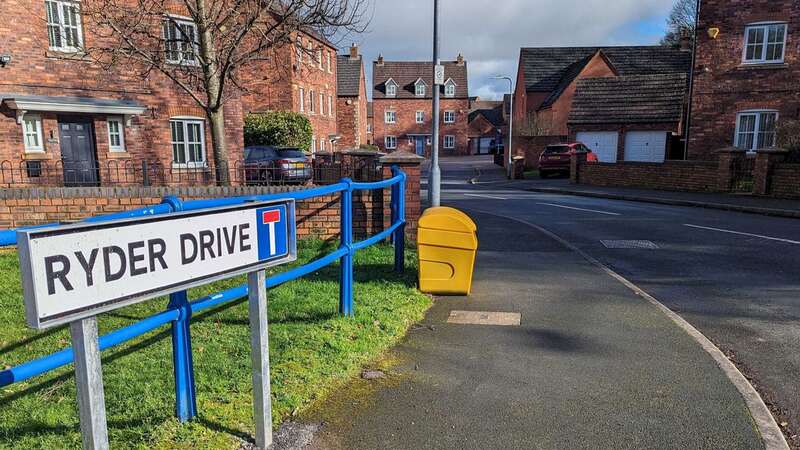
[
  {"left": 624, "top": 131, "right": 667, "bottom": 163},
  {"left": 575, "top": 132, "right": 619, "bottom": 163}
]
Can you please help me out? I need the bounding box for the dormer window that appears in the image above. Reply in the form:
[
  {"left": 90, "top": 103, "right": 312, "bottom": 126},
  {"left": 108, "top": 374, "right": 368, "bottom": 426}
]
[
  {"left": 414, "top": 79, "right": 427, "bottom": 97},
  {"left": 743, "top": 23, "right": 787, "bottom": 64},
  {"left": 385, "top": 79, "right": 398, "bottom": 97},
  {"left": 444, "top": 79, "right": 456, "bottom": 97}
]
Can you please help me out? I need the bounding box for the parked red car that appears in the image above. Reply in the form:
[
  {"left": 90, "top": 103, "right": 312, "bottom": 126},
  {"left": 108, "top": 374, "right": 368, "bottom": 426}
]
[{"left": 538, "top": 143, "right": 598, "bottom": 178}]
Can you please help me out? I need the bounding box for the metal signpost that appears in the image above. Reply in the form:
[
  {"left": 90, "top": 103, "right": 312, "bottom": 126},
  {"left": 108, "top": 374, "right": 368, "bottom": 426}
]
[
  {"left": 17, "top": 199, "right": 297, "bottom": 450},
  {"left": 429, "top": 0, "right": 442, "bottom": 207}
]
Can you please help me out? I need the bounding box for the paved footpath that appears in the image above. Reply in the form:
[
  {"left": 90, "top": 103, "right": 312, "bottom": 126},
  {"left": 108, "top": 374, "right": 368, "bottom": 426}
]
[{"left": 301, "top": 208, "right": 764, "bottom": 449}]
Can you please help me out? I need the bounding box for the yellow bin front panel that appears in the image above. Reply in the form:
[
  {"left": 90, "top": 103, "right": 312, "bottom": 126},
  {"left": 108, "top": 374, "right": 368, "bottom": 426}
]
[{"left": 417, "top": 207, "right": 478, "bottom": 295}]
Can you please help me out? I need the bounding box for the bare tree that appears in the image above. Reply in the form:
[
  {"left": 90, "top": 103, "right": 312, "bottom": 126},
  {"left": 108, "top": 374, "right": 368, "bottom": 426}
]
[
  {"left": 661, "top": 0, "right": 698, "bottom": 48},
  {"left": 82, "top": 0, "right": 370, "bottom": 185}
]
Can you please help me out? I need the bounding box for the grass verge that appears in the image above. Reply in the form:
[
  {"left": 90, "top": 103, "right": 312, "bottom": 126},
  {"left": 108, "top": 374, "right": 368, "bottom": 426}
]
[{"left": 0, "top": 240, "right": 431, "bottom": 449}]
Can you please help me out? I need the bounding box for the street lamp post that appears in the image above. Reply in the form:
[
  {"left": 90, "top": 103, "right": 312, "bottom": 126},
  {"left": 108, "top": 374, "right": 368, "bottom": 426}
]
[
  {"left": 429, "top": 0, "right": 442, "bottom": 207},
  {"left": 493, "top": 76, "right": 514, "bottom": 179}
]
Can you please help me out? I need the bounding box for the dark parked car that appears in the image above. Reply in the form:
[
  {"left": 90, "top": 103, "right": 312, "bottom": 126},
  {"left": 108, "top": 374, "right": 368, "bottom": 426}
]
[
  {"left": 538, "top": 143, "right": 597, "bottom": 178},
  {"left": 244, "top": 146, "right": 312, "bottom": 184}
]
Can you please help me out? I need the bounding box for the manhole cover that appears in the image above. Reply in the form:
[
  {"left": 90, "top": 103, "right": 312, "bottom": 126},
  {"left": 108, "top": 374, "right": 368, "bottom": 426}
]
[{"left": 601, "top": 240, "right": 659, "bottom": 249}]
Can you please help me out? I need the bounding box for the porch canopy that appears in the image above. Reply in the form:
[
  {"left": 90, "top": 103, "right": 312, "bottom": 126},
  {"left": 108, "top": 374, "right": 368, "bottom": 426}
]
[{"left": 0, "top": 94, "right": 147, "bottom": 124}]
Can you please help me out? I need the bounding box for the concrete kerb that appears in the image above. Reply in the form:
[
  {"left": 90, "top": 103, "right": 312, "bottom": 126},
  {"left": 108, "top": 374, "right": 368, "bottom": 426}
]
[
  {"left": 522, "top": 186, "right": 800, "bottom": 219},
  {"left": 462, "top": 206, "right": 790, "bottom": 450}
]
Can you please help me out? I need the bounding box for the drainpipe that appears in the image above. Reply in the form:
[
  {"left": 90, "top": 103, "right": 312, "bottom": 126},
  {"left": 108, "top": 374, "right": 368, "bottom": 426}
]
[{"left": 684, "top": 0, "right": 702, "bottom": 160}]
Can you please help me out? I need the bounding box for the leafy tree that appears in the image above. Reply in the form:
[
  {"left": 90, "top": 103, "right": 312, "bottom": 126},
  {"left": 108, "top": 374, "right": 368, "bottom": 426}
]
[
  {"left": 244, "top": 112, "right": 313, "bottom": 151},
  {"left": 82, "top": 0, "right": 369, "bottom": 184},
  {"left": 661, "top": 0, "right": 698, "bottom": 48}
]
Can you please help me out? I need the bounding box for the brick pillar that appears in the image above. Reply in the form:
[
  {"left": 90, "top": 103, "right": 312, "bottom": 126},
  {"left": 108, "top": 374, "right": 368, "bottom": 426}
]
[
  {"left": 511, "top": 156, "right": 525, "bottom": 180},
  {"left": 716, "top": 148, "right": 745, "bottom": 192},
  {"left": 754, "top": 149, "right": 789, "bottom": 195},
  {"left": 570, "top": 152, "right": 587, "bottom": 184},
  {"left": 380, "top": 151, "right": 424, "bottom": 241}
]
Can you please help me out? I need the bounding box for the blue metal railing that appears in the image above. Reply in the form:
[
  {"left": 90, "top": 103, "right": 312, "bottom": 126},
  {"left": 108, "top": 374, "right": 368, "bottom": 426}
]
[{"left": 0, "top": 166, "right": 407, "bottom": 422}]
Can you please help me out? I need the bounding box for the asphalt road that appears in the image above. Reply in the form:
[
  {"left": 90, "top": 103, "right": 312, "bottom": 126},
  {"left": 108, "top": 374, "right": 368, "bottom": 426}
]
[{"left": 433, "top": 155, "right": 800, "bottom": 445}]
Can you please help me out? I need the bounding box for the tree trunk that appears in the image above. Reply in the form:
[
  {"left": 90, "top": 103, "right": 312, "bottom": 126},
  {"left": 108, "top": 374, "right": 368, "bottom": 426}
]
[{"left": 207, "top": 108, "right": 230, "bottom": 186}]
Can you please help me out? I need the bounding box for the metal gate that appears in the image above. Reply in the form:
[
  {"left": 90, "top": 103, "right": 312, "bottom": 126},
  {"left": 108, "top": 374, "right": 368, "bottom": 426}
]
[{"left": 730, "top": 155, "right": 756, "bottom": 193}]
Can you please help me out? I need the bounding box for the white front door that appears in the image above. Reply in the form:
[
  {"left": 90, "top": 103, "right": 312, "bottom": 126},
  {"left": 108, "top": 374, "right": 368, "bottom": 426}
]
[
  {"left": 576, "top": 132, "right": 619, "bottom": 162},
  {"left": 624, "top": 131, "right": 667, "bottom": 163}
]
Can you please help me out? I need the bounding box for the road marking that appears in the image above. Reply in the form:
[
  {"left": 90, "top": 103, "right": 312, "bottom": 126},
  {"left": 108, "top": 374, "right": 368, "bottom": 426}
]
[
  {"left": 463, "top": 193, "right": 509, "bottom": 200},
  {"left": 684, "top": 224, "right": 800, "bottom": 245},
  {"left": 447, "top": 311, "right": 521, "bottom": 326},
  {"left": 537, "top": 203, "right": 621, "bottom": 216}
]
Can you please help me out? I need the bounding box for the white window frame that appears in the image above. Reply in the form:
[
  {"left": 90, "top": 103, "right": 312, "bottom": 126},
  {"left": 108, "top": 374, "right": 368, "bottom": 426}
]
[
  {"left": 163, "top": 16, "right": 199, "bottom": 66},
  {"left": 444, "top": 110, "right": 456, "bottom": 123},
  {"left": 385, "top": 136, "right": 397, "bottom": 150},
  {"left": 306, "top": 42, "right": 313, "bottom": 64},
  {"left": 311, "top": 135, "right": 316, "bottom": 153},
  {"left": 415, "top": 81, "right": 426, "bottom": 97},
  {"left": 367, "top": 123, "right": 372, "bottom": 133},
  {"left": 734, "top": 110, "right": 779, "bottom": 152},
  {"left": 22, "top": 114, "right": 45, "bottom": 153},
  {"left": 320, "top": 92, "right": 325, "bottom": 115},
  {"left": 327, "top": 51, "right": 332, "bottom": 73},
  {"left": 444, "top": 135, "right": 455, "bottom": 149},
  {"left": 170, "top": 118, "right": 206, "bottom": 168},
  {"left": 299, "top": 87, "right": 305, "bottom": 112},
  {"left": 742, "top": 22, "right": 788, "bottom": 64},
  {"left": 296, "top": 37, "right": 303, "bottom": 64},
  {"left": 106, "top": 116, "right": 126, "bottom": 152},
  {"left": 385, "top": 79, "right": 397, "bottom": 97},
  {"left": 444, "top": 80, "right": 456, "bottom": 97},
  {"left": 385, "top": 110, "right": 397, "bottom": 124},
  {"left": 45, "top": 0, "right": 83, "bottom": 52},
  {"left": 309, "top": 89, "right": 315, "bottom": 114},
  {"left": 416, "top": 111, "right": 424, "bottom": 123},
  {"left": 317, "top": 48, "right": 323, "bottom": 70},
  {"left": 328, "top": 95, "right": 333, "bottom": 118},
  {"left": 320, "top": 137, "right": 326, "bottom": 151}
]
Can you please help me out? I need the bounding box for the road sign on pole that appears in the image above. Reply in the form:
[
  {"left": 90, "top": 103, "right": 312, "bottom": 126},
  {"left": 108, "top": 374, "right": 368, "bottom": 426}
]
[
  {"left": 434, "top": 64, "right": 445, "bottom": 85},
  {"left": 16, "top": 199, "right": 297, "bottom": 449}
]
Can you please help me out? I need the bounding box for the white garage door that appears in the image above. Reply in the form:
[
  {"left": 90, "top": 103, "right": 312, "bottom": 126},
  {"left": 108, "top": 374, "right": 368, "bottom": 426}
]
[
  {"left": 624, "top": 131, "right": 667, "bottom": 163},
  {"left": 576, "top": 132, "right": 619, "bottom": 163}
]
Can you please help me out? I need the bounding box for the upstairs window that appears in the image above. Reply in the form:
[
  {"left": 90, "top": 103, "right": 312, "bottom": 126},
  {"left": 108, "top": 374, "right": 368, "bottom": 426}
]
[
  {"left": 296, "top": 37, "right": 303, "bottom": 64},
  {"left": 320, "top": 92, "right": 325, "bottom": 115},
  {"left": 327, "top": 51, "right": 332, "bottom": 72},
  {"left": 444, "top": 110, "right": 455, "bottom": 123},
  {"left": 309, "top": 89, "right": 315, "bottom": 113},
  {"left": 317, "top": 48, "right": 323, "bottom": 69},
  {"left": 385, "top": 80, "right": 397, "bottom": 97},
  {"left": 415, "top": 81, "right": 426, "bottom": 97},
  {"left": 416, "top": 111, "right": 424, "bottom": 123},
  {"left": 328, "top": 95, "right": 333, "bottom": 117},
  {"left": 45, "top": 0, "right": 83, "bottom": 52},
  {"left": 163, "top": 18, "right": 198, "bottom": 65},
  {"left": 735, "top": 110, "right": 778, "bottom": 151},
  {"left": 299, "top": 87, "right": 305, "bottom": 112},
  {"left": 385, "top": 110, "right": 396, "bottom": 124},
  {"left": 444, "top": 80, "right": 456, "bottom": 97},
  {"left": 743, "top": 23, "right": 787, "bottom": 64},
  {"left": 385, "top": 136, "right": 397, "bottom": 149},
  {"left": 444, "top": 135, "right": 455, "bottom": 149}
]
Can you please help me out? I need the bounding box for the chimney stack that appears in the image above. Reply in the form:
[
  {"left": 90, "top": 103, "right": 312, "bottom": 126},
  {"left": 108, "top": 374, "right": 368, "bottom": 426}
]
[
  {"left": 456, "top": 53, "right": 465, "bottom": 65},
  {"left": 349, "top": 44, "right": 359, "bottom": 59},
  {"left": 377, "top": 54, "right": 384, "bottom": 66},
  {"left": 679, "top": 33, "right": 692, "bottom": 51}
]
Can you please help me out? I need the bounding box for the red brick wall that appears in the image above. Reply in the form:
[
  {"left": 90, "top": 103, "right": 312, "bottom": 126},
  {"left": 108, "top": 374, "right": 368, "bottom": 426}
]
[
  {"left": 547, "top": 52, "right": 616, "bottom": 136},
  {"left": 0, "top": 1, "right": 244, "bottom": 180},
  {"left": 240, "top": 32, "right": 338, "bottom": 153},
  {"left": 688, "top": 0, "right": 800, "bottom": 160},
  {"left": 336, "top": 61, "right": 369, "bottom": 149},
  {"left": 576, "top": 160, "right": 719, "bottom": 192},
  {"left": 769, "top": 163, "right": 800, "bottom": 198},
  {"left": 373, "top": 98, "right": 471, "bottom": 156}
]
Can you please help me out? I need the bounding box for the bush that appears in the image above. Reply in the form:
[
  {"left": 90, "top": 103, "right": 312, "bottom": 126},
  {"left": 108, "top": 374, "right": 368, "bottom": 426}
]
[
  {"left": 359, "top": 143, "right": 381, "bottom": 152},
  {"left": 244, "top": 112, "right": 313, "bottom": 151},
  {"left": 777, "top": 119, "right": 800, "bottom": 162}
]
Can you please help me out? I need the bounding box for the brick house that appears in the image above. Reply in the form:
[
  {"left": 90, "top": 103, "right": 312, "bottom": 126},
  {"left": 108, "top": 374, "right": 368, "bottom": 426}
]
[
  {"left": 366, "top": 101, "right": 374, "bottom": 145},
  {"left": 688, "top": 0, "right": 800, "bottom": 159},
  {"left": 372, "top": 55, "right": 470, "bottom": 156},
  {"left": 336, "top": 45, "right": 368, "bottom": 149},
  {"left": 0, "top": 0, "right": 244, "bottom": 186},
  {"left": 240, "top": 32, "right": 339, "bottom": 154},
  {"left": 511, "top": 46, "right": 691, "bottom": 167},
  {"left": 568, "top": 73, "right": 688, "bottom": 163},
  {"left": 468, "top": 99, "right": 505, "bottom": 155}
]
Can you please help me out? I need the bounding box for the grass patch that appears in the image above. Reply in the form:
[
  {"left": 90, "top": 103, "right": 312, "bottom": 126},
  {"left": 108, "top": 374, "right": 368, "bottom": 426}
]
[
  {"left": 523, "top": 170, "right": 540, "bottom": 180},
  {"left": 0, "top": 240, "right": 431, "bottom": 449}
]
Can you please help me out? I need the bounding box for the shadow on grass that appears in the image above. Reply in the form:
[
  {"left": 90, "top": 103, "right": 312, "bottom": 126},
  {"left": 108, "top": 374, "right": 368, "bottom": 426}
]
[{"left": 0, "top": 326, "right": 66, "bottom": 357}]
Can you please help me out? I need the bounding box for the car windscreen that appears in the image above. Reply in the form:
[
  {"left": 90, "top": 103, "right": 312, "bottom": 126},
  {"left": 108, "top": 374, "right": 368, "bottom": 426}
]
[
  {"left": 277, "top": 149, "right": 306, "bottom": 158},
  {"left": 543, "top": 146, "right": 571, "bottom": 154},
  {"left": 245, "top": 147, "right": 277, "bottom": 161}
]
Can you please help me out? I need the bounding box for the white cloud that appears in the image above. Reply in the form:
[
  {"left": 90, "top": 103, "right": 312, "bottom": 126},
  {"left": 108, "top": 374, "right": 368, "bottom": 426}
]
[{"left": 351, "top": 0, "right": 676, "bottom": 100}]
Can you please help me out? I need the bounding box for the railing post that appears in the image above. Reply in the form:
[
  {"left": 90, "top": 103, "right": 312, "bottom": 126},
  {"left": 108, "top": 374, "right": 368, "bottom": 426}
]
[
  {"left": 391, "top": 166, "right": 406, "bottom": 273},
  {"left": 339, "top": 179, "right": 355, "bottom": 317},
  {"left": 160, "top": 195, "right": 198, "bottom": 422}
]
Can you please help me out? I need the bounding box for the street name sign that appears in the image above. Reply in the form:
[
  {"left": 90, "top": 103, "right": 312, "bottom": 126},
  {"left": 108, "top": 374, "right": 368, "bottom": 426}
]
[{"left": 18, "top": 199, "right": 297, "bottom": 330}]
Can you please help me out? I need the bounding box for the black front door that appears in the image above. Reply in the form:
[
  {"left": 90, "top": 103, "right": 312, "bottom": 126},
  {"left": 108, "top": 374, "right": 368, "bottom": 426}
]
[{"left": 59, "top": 119, "right": 99, "bottom": 186}]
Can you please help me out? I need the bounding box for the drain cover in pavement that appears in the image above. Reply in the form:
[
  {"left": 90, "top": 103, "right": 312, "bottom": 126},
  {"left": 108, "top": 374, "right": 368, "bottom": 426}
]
[
  {"left": 601, "top": 240, "right": 659, "bottom": 249},
  {"left": 447, "top": 311, "right": 521, "bottom": 326}
]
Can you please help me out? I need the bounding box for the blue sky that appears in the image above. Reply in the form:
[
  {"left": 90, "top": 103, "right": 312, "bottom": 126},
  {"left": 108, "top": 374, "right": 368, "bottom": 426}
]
[{"left": 343, "top": 0, "right": 676, "bottom": 100}]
